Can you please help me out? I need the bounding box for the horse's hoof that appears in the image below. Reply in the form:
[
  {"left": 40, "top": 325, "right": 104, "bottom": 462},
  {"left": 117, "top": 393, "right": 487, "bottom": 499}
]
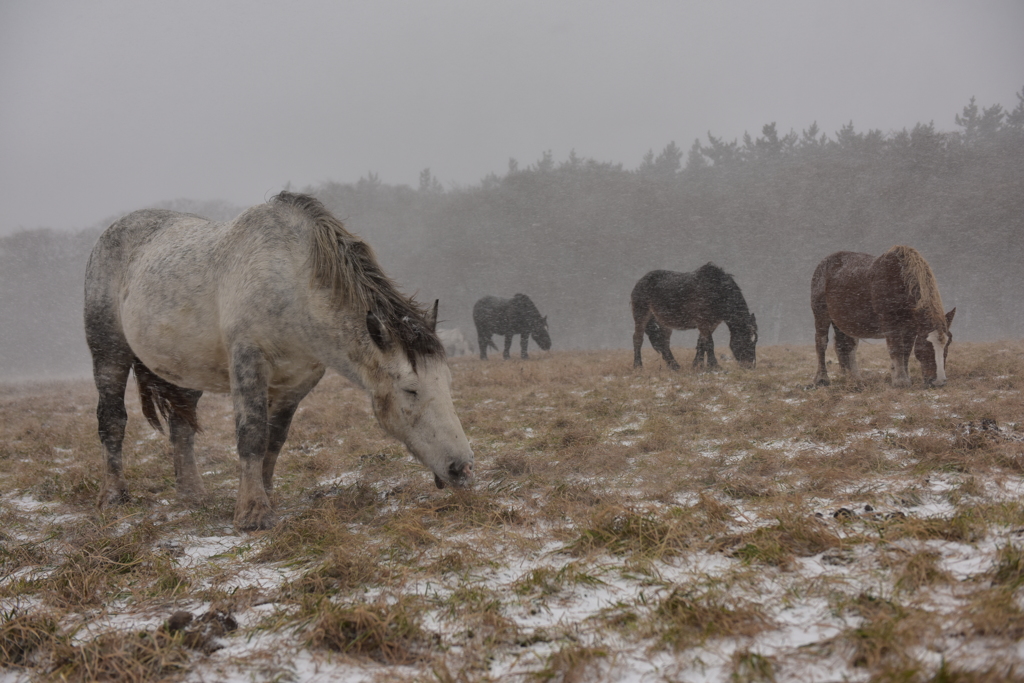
[
  {"left": 99, "top": 479, "right": 131, "bottom": 508},
  {"left": 814, "top": 378, "right": 830, "bottom": 387},
  {"left": 234, "top": 500, "right": 277, "bottom": 532},
  {"left": 99, "top": 489, "right": 131, "bottom": 508},
  {"left": 177, "top": 486, "right": 208, "bottom": 507}
]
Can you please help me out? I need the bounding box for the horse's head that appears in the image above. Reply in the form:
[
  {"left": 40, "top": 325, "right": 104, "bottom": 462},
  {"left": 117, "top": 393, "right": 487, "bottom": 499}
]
[
  {"left": 365, "top": 305, "right": 474, "bottom": 489},
  {"left": 915, "top": 307, "right": 955, "bottom": 387},
  {"left": 728, "top": 312, "right": 758, "bottom": 369},
  {"left": 532, "top": 315, "right": 552, "bottom": 351}
]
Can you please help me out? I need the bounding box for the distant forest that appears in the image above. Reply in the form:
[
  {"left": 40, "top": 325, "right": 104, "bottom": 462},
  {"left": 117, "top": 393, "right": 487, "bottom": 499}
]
[{"left": 2, "top": 91, "right": 1022, "bottom": 379}]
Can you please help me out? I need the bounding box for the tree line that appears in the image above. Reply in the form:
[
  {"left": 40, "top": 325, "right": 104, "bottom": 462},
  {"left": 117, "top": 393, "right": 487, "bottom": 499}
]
[{"left": 2, "top": 90, "right": 1021, "bottom": 378}]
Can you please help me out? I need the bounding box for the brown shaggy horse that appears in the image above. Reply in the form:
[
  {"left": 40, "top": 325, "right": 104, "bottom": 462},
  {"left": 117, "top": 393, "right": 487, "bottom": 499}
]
[{"left": 811, "top": 246, "right": 955, "bottom": 387}]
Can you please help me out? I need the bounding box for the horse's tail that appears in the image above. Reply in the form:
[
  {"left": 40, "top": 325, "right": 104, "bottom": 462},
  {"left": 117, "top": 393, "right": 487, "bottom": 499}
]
[
  {"left": 887, "top": 245, "right": 945, "bottom": 320},
  {"left": 132, "top": 358, "right": 200, "bottom": 433}
]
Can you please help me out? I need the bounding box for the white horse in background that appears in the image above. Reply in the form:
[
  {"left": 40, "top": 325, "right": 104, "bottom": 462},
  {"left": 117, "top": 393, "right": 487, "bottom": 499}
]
[
  {"left": 84, "top": 192, "right": 474, "bottom": 530},
  {"left": 437, "top": 328, "right": 474, "bottom": 357}
]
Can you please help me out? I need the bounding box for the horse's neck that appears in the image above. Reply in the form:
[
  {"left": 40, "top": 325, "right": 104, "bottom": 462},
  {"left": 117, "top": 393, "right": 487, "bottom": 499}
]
[{"left": 720, "top": 289, "right": 748, "bottom": 325}]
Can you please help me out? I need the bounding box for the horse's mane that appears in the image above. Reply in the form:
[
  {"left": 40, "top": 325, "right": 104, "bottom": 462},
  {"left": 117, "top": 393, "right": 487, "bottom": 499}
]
[
  {"left": 886, "top": 245, "right": 945, "bottom": 323},
  {"left": 271, "top": 192, "right": 443, "bottom": 361},
  {"left": 511, "top": 293, "right": 542, "bottom": 319},
  {"left": 695, "top": 263, "right": 750, "bottom": 321}
]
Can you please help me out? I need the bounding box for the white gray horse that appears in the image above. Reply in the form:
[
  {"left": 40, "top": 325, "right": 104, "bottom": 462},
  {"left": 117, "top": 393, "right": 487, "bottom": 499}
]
[
  {"left": 84, "top": 192, "right": 474, "bottom": 530},
  {"left": 436, "top": 328, "right": 473, "bottom": 357}
]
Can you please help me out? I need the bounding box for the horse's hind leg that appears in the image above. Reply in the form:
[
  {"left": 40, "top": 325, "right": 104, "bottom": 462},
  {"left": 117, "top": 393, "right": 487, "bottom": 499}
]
[
  {"left": 86, "top": 301, "right": 135, "bottom": 507},
  {"left": 812, "top": 315, "right": 831, "bottom": 386},
  {"left": 92, "top": 354, "right": 133, "bottom": 506},
  {"left": 229, "top": 344, "right": 275, "bottom": 531},
  {"left": 646, "top": 318, "right": 679, "bottom": 370},
  {"left": 632, "top": 314, "right": 647, "bottom": 368},
  {"left": 168, "top": 388, "right": 205, "bottom": 503},
  {"left": 834, "top": 327, "right": 860, "bottom": 381},
  {"left": 476, "top": 326, "right": 490, "bottom": 360}
]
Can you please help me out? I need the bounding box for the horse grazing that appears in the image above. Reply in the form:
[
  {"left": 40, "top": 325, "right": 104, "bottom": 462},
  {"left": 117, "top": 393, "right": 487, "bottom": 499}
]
[
  {"left": 631, "top": 264, "right": 757, "bottom": 370},
  {"left": 84, "top": 192, "right": 473, "bottom": 531},
  {"left": 811, "top": 246, "right": 955, "bottom": 388},
  {"left": 436, "top": 328, "right": 473, "bottom": 357},
  {"left": 473, "top": 294, "right": 551, "bottom": 360}
]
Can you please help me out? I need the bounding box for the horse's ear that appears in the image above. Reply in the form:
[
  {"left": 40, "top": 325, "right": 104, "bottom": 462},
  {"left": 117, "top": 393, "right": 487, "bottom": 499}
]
[
  {"left": 542, "top": 315, "right": 548, "bottom": 326},
  {"left": 366, "top": 311, "right": 390, "bottom": 350},
  {"left": 425, "top": 299, "right": 439, "bottom": 332},
  {"left": 945, "top": 307, "right": 956, "bottom": 328}
]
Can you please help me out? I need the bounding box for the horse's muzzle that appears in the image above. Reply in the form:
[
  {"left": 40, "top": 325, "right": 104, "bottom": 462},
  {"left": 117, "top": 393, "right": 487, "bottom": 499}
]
[{"left": 434, "top": 461, "right": 474, "bottom": 489}]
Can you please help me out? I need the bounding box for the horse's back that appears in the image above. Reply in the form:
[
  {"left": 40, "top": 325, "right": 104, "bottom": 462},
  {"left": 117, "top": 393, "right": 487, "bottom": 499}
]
[
  {"left": 631, "top": 269, "right": 704, "bottom": 329},
  {"left": 87, "top": 204, "right": 317, "bottom": 392},
  {"left": 86, "top": 210, "right": 209, "bottom": 341},
  {"left": 631, "top": 270, "right": 671, "bottom": 311},
  {"left": 473, "top": 296, "right": 507, "bottom": 330},
  {"left": 812, "top": 251, "right": 882, "bottom": 338},
  {"left": 508, "top": 293, "right": 539, "bottom": 318}
]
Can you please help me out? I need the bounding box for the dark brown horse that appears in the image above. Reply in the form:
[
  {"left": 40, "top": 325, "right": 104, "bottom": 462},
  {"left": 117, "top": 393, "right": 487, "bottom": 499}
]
[
  {"left": 473, "top": 294, "right": 551, "bottom": 360},
  {"left": 631, "top": 264, "right": 757, "bottom": 370},
  {"left": 811, "top": 246, "right": 955, "bottom": 387}
]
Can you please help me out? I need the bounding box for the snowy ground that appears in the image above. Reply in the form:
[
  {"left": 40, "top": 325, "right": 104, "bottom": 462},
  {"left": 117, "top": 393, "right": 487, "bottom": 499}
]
[{"left": 2, "top": 343, "right": 1024, "bottom": 682}]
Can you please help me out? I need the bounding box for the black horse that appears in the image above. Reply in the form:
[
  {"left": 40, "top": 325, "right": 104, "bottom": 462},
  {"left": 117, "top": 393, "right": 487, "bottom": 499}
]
[
  {"left": 631, "top": 264, "right": 757, "bottom": 370},
  {"left": 473, "top": 294, "right": 551, "bottom": 360}
]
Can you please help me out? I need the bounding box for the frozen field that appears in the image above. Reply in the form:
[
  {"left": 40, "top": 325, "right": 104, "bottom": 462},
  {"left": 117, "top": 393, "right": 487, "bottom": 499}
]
[{"left": 2, "top": 342, "right": 1023, "bottom": 682}]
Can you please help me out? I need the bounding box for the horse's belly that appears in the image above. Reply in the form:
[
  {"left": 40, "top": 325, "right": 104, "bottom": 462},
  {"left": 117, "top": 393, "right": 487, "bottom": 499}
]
[
  {"left": 825, "top": 288, "right": 883, "bottom": 339},
  {"left": 125, "top": 312, "right": 232, "bottom": 391},
  {"left": 828, "top": 309, "right": 884, "bottom": 340}
]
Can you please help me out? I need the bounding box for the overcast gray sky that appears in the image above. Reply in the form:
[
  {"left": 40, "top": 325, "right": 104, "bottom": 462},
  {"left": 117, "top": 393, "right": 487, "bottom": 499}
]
[{"left": 1, "top": 0, "right": 1021, "bottom": 234}]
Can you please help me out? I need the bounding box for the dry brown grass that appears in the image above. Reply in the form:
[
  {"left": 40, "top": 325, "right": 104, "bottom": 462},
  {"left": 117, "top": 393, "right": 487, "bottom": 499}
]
[
  {"left": 1, "top": 341, "right": 1023, "bottom": 680},
  {"left": 648, "top": 583, "right": 771, "bottom": 650}
]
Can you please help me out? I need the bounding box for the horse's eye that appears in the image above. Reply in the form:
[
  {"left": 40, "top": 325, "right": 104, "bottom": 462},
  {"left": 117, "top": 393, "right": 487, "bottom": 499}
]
[{"left": 404, "top": 389, "right": 418, "bottom": 397}]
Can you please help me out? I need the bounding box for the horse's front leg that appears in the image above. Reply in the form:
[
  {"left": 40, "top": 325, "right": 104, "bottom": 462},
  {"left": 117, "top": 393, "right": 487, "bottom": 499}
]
[
  {"left": 834, "top": 328, "right": 860, "bottom": 381},
  {"left": 886, "top": 330, "right": 914, "bottom": 388},
  {"left": 169, "top": 388, "right": 205, "bottom": 503},
  {"left": 229, "top": 344, "right": 275, "bottom": 531},
  {"left": 520, "top": 333, "right": 530, "bottom": 359},
  {"left": 262, "top": 373, "right": 322, "bottom": 493},
  {"left": 705, "top": 332, "right": 719, "bottom": 369},
  {"left": 503, "top": 334, "right": 514, "bottom": 360},
  {"left": 694, "top": 330, "right": 717, "bottom": 370},
  {"left": 692, "top": 336, "right": 706, "bottom": 369}
]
